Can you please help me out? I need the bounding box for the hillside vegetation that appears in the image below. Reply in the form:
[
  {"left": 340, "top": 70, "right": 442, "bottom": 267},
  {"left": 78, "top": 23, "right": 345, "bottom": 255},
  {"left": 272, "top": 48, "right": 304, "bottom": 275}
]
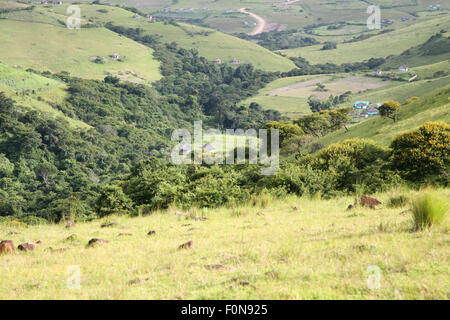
[{"left": 0, "top": 62, "right": 90, "bottom": 128}]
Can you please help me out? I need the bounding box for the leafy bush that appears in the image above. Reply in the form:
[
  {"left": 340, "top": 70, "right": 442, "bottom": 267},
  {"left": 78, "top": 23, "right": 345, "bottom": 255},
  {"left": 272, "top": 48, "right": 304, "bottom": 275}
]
[
  {"left": 96, "top": 185, "right": 133, "bottom": 217},
  {"left": 300, "top": 139, "right": 395, "bottom": 193},
  {"left": 411, "top": 192, "right": 448, "bottom": 230},
  {"left": 390, "top": 122, "right": 449, "bottom": 182}
]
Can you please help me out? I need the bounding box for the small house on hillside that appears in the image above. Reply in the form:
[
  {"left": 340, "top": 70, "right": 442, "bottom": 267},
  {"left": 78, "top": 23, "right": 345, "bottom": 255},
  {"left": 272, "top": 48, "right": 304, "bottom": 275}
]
[
  {"left": 366, "top": 107, "right": 379, "bottom": 116},
  {"left": 214, "top": 58, "right": 222, "bottom": 64},
  {"left": 111, "top": 53, "right": 120, "bottom": 60},
  {"left": 133, "top": 13, "right": 140, "bottom": 19},
  {"left": 354, "top": 101, "right": 370, "bottom": 109},
  {"left": 231, "top": 58, "right": 240, "bottom": 65},
  {"left": 145, "top": 14, "right": 153, "bottom": 21},
  {"left": 374, "top": 68, "right": 382, "bottom": 76},
  {"left": 398, "top": 65, "right": 409, "bottom": 72}
]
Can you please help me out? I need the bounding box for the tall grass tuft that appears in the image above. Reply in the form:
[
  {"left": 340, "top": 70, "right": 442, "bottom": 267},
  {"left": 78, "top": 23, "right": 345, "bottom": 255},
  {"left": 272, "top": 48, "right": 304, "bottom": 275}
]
[{"left": 411, "top": 192, "right": 448, "bottom": 230}]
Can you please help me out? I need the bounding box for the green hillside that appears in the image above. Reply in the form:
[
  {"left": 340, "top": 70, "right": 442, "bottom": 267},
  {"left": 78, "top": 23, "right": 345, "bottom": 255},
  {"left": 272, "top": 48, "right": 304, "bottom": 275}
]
[
  {"left": 278, "top": 16, "right": 450, "bottom": 64},
  {"left": 0, "top": 62, "right": 90, "bottom": 128},
  {"left": 0, "top": 17, "right": 162, "bottom": 83},
  {"left": 382, "top": 33, "right": 450, "bottom": 70},
  {"left": 317, "top": 85, "right": 450, "bottom": 147},
  {"left": 40, "top": 3, "right": 296, "bottom": 72}
]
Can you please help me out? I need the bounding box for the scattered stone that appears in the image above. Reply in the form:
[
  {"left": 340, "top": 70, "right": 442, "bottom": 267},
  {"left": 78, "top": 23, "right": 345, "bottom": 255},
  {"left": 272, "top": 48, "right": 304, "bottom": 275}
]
[
  {"left": 101, "top": 222, "right": 118, "bottom": 228},
  {"left": 118, "top": 233, "right": 132, "bottom": 237},
  {"left": 36, "top": 240, "right": 42, "bottom": 244},
  {"left": 0, "top": 240, "right": 14, "bottom": 254},
  {"left": 292, "top": 206, "right": 299, "bottom": 211},
  {"left": 178, "top": 240, "right": 193, "bottom": 250},
  {"left": 147, "top": 230, "right": 156, "bottom": 236},
  {"left": 256, "top": 212, "right": 265, "bottom": 216},
  {"left": 188, "top": 228, "right": 199, "bottom": 232},
  {"left": 72, "top": 242, "right": 81, "bottom": 246},
  {"left": 88, "top": 238, "right": 109, "bottom": 247},
  {"left": 18, "top": 242, "right": 38, "bottom": 252},
  {"left": 361, "top": 195, "right": 382, "bottom": 209},
  {"left": 175, "top": 211, "right": 184, "bottom": 216},
  {"left": 204, "top": 264, "right": 225, "bottom": 270},
  {"left": 347, "top": 204, "right": 354, "bottom": 210},
  {"left": 193, "top": 216, "right": 208, "bottom": 221},
  {"left": 7, "top": 232, "right": 19, "bottom": 235},
  {"left": 182, "top": 224, "right": 191, "bottom": 227}
]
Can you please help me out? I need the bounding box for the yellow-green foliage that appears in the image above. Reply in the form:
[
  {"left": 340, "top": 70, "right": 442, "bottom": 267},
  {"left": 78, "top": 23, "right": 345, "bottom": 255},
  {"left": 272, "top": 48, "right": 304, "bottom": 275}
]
[
  {"left": 391, "top": 122, "right": 450, "bottom": 181},
  {"left": 379, "top": 100, "right": 401, "bottom": 122},
  {"left": 411, "top": 191, "right": 448, "bottom": 230}
]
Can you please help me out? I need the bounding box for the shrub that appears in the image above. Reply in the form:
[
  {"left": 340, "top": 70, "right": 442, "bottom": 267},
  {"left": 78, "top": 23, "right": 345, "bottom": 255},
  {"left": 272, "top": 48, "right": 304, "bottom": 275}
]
[
  {"left": 411, "top": 192, "right": 448, "bottom": 230},
  {"left": 301, "top": 138, "right": 395, "bottom": 193},
  {"left": 390, "top": 122, "right": 449, "bottom": 182},
  {"left": 96, "top": 185, "right": 133, "bottom": 217}
]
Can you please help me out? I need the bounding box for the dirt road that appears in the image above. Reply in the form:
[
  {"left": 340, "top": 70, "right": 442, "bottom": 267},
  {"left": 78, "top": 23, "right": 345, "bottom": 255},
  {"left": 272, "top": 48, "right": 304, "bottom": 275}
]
[{"left": 239, "top": 8, "right": 266, "bottom": 36}]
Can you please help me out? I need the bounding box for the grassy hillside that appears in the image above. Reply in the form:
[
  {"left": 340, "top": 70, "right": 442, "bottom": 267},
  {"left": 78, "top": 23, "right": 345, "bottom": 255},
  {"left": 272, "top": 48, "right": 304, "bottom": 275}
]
[
  {"left": 317, "top": 85, "right": 450, "bottom": 147},
  {"left": 279, "top": 16, "right": 450, "bottom": 64},
  {"left": 0, "top": 18, "right": 162, "bottom": 83},
  {"left": 1, "top": 189, "right": 449, "bottom": 299},
  {"left": 45, "top": 3, "right": 296, "bottom": 72},
  {"left": 382, "top": 33, "right": 450, "bottom": 70},
  {"left": 0, "top": 62, "right": 90, "bottom": 128}
]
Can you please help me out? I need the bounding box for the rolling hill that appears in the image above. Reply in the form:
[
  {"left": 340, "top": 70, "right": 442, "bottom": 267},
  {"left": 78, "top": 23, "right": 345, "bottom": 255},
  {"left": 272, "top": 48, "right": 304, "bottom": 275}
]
[
  {"left": 0, "top": 17, "right": 162, "bottom": 83},
  {"left": 316, "top": 84, "right": 450, "bottom": 147},
  {"left": 278, "top": 15, "right": 450, "bottom": 65},
  {"left": 18, "top": 3, "right": 296, "bottom": 72}
]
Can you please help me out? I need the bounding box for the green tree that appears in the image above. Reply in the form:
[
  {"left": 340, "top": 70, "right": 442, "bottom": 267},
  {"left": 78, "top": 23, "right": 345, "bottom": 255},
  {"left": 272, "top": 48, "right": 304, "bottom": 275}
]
[
  {"left": 379, "top": 100, "right": 401, "bottom": 122},
  {"left": 390, "top": 122, "right": 449, "bottom": 181}
]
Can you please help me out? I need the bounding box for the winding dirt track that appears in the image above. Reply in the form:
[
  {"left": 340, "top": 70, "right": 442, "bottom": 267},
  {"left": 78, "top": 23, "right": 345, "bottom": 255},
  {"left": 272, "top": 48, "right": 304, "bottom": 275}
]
[{"left": 239, "top": 8, "right": 266, "bottom": 36}]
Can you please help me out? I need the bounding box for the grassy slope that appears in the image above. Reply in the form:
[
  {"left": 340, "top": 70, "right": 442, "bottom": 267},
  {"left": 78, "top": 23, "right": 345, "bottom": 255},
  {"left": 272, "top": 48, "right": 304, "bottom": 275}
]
[
  {"left": 382, "top": 35, "right": 450, "bottom": 70},
  {"left": 318, "top": 84, "right": 450, "bottom": 147},
  {"left": 0, "top": 62, "right": 90, "bottom": 129},
  {"left": 0, "top": 17, "right": 161, "bottom": 84},
  {"left": 0, "top": 190, "right": 448, "bottom": 299},
  {"left": 278, "top": 16, "right": 450, "bottom": 64},
  {"left": 47, "top": 4, "right": 296, "bottom": 72}
]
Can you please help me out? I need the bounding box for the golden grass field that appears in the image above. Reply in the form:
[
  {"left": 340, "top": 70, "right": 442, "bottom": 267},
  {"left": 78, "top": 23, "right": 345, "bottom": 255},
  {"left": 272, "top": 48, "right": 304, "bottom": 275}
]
[{"left": 0, "top": 188, "right": 448, "bottom": 299}]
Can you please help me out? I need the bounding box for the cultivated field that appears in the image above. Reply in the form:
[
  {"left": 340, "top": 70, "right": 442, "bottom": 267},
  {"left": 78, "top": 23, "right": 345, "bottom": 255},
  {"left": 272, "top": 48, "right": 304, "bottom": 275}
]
[
  {"left": 243, "top": 74, "right": 393, "bottom": 116},
  {"left": 1, "top": 189, "right": 449, "bottom": 299}
]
